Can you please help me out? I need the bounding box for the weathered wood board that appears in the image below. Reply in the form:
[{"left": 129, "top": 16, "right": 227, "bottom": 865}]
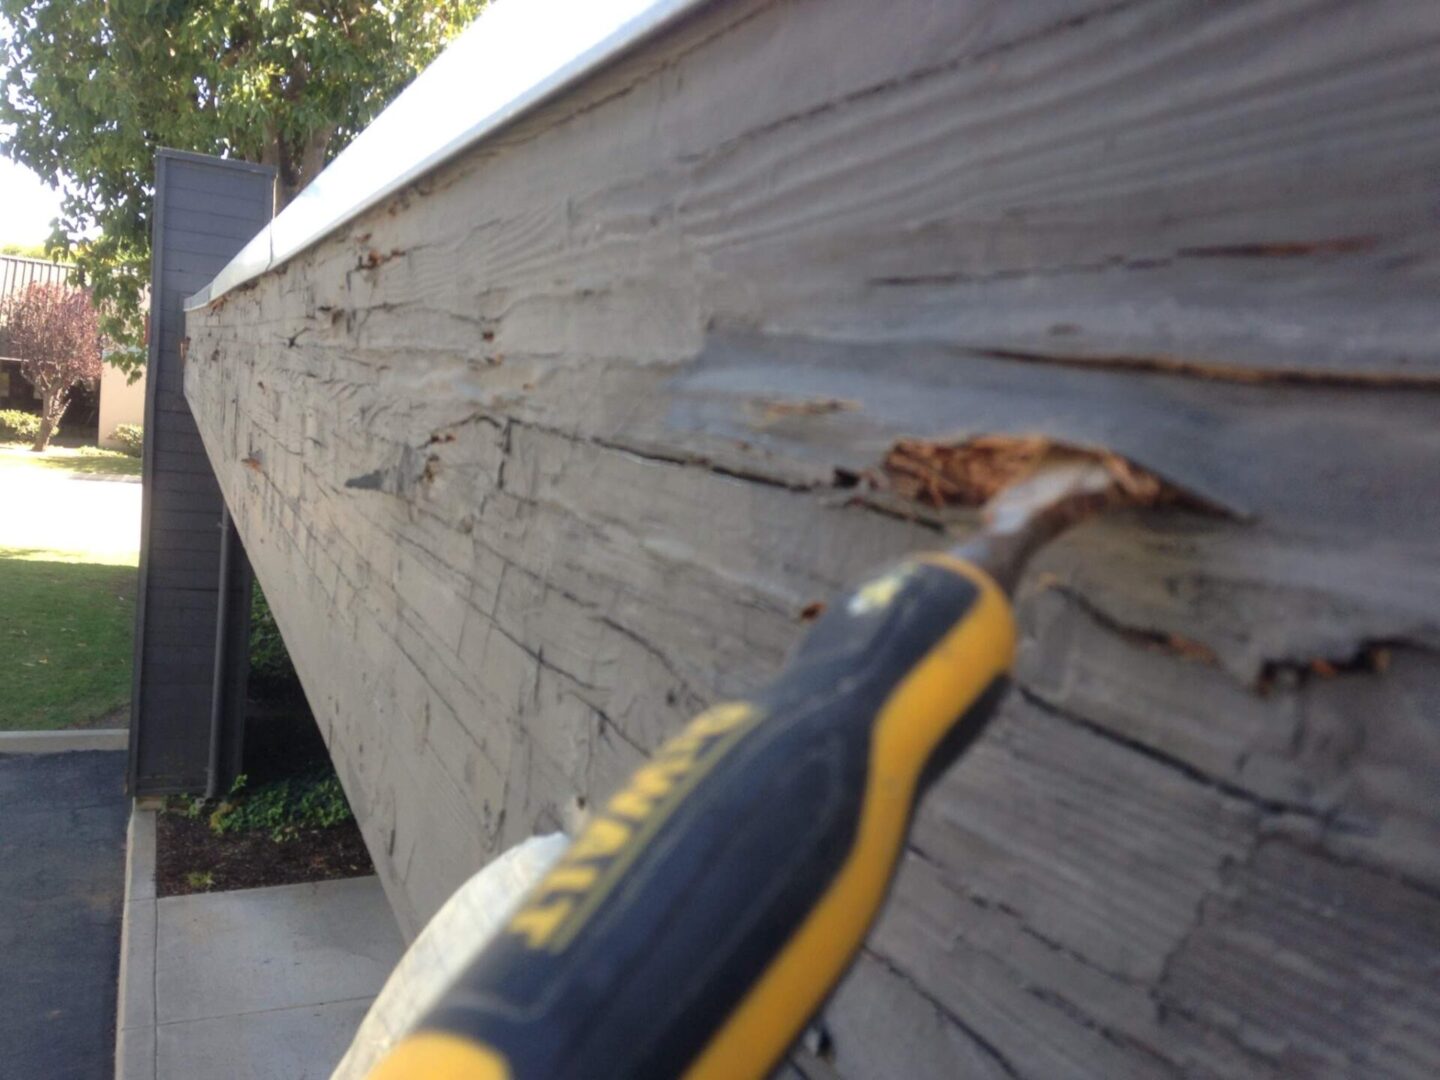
[{"left": 186, "top": 1, "right": 1440, "bottom": 1075}]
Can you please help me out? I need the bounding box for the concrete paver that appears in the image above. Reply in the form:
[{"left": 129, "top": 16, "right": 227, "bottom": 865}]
[
  {"left": 156, "top": 999, "right": 375, "bottom": 1080},
  {"left": 121, "top": 874, "right": 404, "bottom": 1079},
  {"left": 0, "top": 728, "right": 129, "bottom": 753},
  {"left": 0, "top": 750, "right": 128, "bottom": 1080},
  {"left": 156, "top": 877, "right": 403, "bottom": 1024}
]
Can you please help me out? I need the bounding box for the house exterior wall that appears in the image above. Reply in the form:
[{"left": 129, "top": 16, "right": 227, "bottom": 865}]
[
  {"left": 185, "top": 2, "right": 1440, "bottom": 1075},
  {"left": 98, "top": 362, "right": 146, "bottom": 447}
]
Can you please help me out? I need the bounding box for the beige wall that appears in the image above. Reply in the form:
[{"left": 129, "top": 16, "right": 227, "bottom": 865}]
[{"left": 98, "top": 361, "right": 145, "bottom": 448}]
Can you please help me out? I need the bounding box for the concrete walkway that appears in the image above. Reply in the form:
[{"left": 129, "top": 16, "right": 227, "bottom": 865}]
[
  {"left": 120, "top": 808, "right": 404, "bottom": 1080},
  {"left": 0, "top": 445, "right": 141, "bottom": 563},
  {"left": 0, "top": 749, "right": 128, "bottom": 1080}
]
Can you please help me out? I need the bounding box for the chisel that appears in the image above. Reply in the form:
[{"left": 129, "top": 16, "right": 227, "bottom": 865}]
[{"left": 371, "top": 456, "right": 1147, "bottom": 1080}]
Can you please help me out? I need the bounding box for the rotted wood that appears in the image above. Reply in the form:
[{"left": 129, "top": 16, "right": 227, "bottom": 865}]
[{"left": 185, "top": 1, "right": 1440, "bottom": 1075}]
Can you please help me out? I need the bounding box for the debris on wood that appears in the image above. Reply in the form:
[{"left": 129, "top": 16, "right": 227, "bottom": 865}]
[
  {"left": 748, "top": 397, "right": 858, "bottom": 424},
  {"left": 1256, "top": 644, "right": 1395, "bottom": 694},
  {"left": 357, "top": 248, "right": 406, "bottom": 271},
  {"left": 1178, "top": 236, "right": 1376, "bottom": 259},
  {"left": 798, "top": 601, "right": 827, "bottom": 623},
  {"left": 880, "top": 434, "right": 1172, "bottom": 509},
  {"left": 1161, "top": 632, "right": 1220, "bottom": 666}
]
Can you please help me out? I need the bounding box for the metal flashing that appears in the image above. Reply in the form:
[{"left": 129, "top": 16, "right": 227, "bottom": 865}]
[{"left": 185, "top": 0, "right": 708, "bottom": 310}]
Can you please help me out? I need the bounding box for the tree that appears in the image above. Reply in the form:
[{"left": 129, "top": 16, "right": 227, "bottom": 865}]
[
  {"left": 0, "top": 0, "right": 483, "bottom": 376},
  {"left": 1, "top": 281, "right": 103, "bottom": 450}
]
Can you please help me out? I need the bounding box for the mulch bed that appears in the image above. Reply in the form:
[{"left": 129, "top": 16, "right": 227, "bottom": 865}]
[
  {"left": 153, "top": 669, "right": 378, "bottom": 897},
  {"left": 156, "top": 811, "right": 374, "bottom": 897}
]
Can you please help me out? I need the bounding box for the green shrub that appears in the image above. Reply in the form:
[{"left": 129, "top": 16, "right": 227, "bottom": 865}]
[
  {"left": 111, "top": 423, "right": 143, "bottom": 456},
  {"left": 249, "top": 585, "right": 299, "bottom": 690},
  {"left": 208, "top": 769, "right": 354, "bottom": 842},
  {"left": 0, "top": 409, "right": 41, "bottom": 441}
]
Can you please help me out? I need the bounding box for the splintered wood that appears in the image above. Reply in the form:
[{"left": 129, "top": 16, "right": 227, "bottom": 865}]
[{"left": 881, "top": 435, "right": 1168, "bottom": 508}]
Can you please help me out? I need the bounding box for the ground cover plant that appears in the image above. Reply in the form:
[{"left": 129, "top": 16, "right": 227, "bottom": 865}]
[
  {"left": 156, "top": 711, "right": 372, "bottom": 895},
  {"left": 155, "top": 584, "right": 372, "bottom": 895}
]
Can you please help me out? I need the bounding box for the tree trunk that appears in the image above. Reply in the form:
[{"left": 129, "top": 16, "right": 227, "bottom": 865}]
[
  {"left": 286, "top": 125, "right": 335, "bottom": 207},
  {"left": 261, "top": 126, "right": 335, "bottom": 211},
  {"left": 31, "top": 389, "right": 67, "bottom": 452}
]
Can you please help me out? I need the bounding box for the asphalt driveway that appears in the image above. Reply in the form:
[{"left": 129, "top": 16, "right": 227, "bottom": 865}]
[{"left": 0, "top": 750, "right": 128, "bottom": 1079}]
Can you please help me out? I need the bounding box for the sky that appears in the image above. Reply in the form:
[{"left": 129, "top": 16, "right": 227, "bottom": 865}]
[
  {"left": 0, "top": 40, "right": 65, "bottom": 249},
  {"left": 0, "top": 156, "right": 64, "bottom": 247}
]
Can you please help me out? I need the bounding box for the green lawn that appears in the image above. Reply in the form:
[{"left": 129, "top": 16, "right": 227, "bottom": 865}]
[
  {"left": 0, "top": 445, "right": 140, "bottom": 730},
  {"left": 0, "top": 442, "right": 141, "bottom": 478},
  {"left": 1, "top": 547, "right": 137, "bottom": 729}
]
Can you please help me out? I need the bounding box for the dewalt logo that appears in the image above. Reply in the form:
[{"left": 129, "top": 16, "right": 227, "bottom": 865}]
[{"left": 506, "top": 701, "right": 761, "bottom": 952}]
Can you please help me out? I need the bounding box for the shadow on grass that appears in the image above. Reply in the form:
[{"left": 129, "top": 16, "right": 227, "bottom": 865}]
[
  {"left": 0, "top": 547, "right": 137, "bottom": 730},
  {"left": 0, "top": 443, "right": 141, "bottom": 479}
]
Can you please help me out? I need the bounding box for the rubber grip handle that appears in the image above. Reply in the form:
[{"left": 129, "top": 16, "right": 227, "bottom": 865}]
[{"left": 370, "top": 554, "right": 1015, "bottom": 1080}]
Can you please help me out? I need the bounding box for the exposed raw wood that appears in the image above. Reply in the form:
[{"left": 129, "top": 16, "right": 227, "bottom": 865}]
[{"left": 185, "top": 1, "right": 1440, "bottom": 1075}]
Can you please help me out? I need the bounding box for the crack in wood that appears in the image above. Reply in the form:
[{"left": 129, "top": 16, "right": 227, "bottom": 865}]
[
  {"left": 1041, "top": 582, "right": 1429, "bottom": 695},
  {"left": 977, "top": 345, "right": 1440, "bottom": 390},
  {"left": 859, "top": 947, "right": 1022, "bottom": 1078},
  {"left": 1015, "top": 685, "right": 1323, "bottom": 824},
  {"left": 589, "top": 433, "right": 820, "bottom": 493}
]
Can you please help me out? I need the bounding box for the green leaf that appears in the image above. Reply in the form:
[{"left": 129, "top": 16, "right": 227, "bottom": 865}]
[{"left": 1, "top": 0, "right": 486, "bottom": 354}]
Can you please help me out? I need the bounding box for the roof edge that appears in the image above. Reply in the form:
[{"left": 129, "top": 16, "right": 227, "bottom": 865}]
[{"left": 185, "top": 0, "right": 709, "bottom": 312}]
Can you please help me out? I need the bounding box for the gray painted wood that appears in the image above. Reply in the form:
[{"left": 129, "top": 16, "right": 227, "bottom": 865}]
[
  {"left": 129, "top": 150, "right": 274, "bottom": 795},
  {"left": 184, "top": 2, "right": 1440, "bottom": 1075}
]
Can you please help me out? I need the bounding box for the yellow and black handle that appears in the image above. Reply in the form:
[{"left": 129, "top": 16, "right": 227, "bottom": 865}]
[{"left": 371, "top": 551, "right": 1016, "bottom": 1080}]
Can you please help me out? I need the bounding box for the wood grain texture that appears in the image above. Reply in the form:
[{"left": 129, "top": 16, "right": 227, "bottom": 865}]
[{"left": 185, "top": 1, "right": 1440, "bottom": 1074}]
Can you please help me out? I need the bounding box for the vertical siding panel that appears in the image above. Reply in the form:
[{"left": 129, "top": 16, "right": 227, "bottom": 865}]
[{"left": 127, "top": 150, "right": 273, "bottom": 794}]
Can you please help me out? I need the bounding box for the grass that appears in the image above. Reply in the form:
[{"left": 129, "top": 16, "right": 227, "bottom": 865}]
[
  {"left": 0, "top": 442, "right": 141, "bottom": 478},
  {"left": 0, "top": 547, "right": 136, "bottom": 730},
  {"left": 0, "top": 444, "right": 140, "bottom": 730}
]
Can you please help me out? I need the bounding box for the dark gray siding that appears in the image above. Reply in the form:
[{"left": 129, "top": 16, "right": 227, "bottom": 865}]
[{"left": 128, "top": 150, "right": 273, "bottom": 795}]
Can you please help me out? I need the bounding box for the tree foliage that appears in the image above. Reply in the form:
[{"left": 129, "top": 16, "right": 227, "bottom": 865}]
[
  {"left": 0, "top": 281, "right": 103, "bottom": 450},
  {"left": 0, "top": 0, "right": 483, "bottom": 375}
]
